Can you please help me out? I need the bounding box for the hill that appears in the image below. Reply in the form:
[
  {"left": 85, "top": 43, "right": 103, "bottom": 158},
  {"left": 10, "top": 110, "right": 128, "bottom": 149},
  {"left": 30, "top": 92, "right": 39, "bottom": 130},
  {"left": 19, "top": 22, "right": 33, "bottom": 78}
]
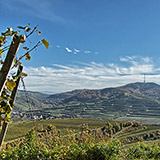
[
  {"left": 15, "top": 90, "right": 49, "bottom": 111},
  {"left": 14, "top": 82, "right": 160, "bottom": 124}
]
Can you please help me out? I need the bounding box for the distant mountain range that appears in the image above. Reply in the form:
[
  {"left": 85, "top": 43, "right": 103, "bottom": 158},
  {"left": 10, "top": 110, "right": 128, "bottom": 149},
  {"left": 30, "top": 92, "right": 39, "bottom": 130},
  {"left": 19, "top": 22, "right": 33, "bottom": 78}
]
[{"left": 14, "top": 82, "right": 160, "bottom": 121}]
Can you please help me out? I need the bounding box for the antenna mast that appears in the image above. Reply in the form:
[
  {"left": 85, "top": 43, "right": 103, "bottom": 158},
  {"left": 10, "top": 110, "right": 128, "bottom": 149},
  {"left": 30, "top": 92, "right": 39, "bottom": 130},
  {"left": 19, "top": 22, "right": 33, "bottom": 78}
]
[{"left": 144, "top": 74, "right": 146, "bottom": 83}]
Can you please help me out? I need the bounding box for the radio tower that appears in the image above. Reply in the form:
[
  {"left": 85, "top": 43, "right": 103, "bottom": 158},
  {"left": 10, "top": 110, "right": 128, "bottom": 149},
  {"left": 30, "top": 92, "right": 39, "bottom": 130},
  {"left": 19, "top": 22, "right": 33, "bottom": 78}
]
[{"left": 144, "top": 74, "right": 146, "bottom": 84}]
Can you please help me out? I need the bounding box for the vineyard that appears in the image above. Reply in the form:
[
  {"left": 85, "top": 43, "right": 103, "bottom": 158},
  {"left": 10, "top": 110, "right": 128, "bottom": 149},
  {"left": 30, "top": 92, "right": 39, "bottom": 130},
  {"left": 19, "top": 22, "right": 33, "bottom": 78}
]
[{"left": 0, "top": 119, "right": 160, "bottom": 159}]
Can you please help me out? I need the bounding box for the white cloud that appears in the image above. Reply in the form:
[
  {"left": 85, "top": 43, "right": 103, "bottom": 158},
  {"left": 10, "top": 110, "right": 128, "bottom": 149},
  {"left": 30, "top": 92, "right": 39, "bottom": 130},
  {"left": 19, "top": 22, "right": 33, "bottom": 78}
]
[
  {"left": 120, "top": 56, "right": 152, "bottom": 65},
  {"left": 73, "top": 49, "right": 80, "bottom": 55},
  {"left": 56, "top": 45, "right": 61, "bottom": 48},
  {"left": 65, "top": 47, "right": 72, "bottom": 53},
  {"left": 74, "top": 49, "right": 80, "bottom": 53},
  {"left": 142, "top": 57, "right": 151, "bottom": 63},
  {"left": 22, "top": 56, "right": 160, "bottom": 93},
  {"left": 84, "top": 50, "right": 92, "bottom": 54}
]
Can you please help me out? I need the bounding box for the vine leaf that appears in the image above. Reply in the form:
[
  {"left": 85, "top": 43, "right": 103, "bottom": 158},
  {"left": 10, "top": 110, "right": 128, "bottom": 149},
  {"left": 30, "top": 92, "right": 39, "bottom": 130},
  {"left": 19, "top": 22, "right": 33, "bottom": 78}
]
[
  {"left": 0, "top": 49, "right": 3, "bottom": 55},
  {"left": 6, "top": 80, "right": 16, "bottom": 91},
  {"left": 2, "top": 28, "right": 17, "bottom": 36},
  {"left": 21, "top": 72, "right": 28, "bottom": 77},
  {"left": 25, "top": 53, "right": 31, "bottom": 61},
  {"left": 0, "top": 60, "right": 3, "bottom": 64},
  {"left": 14, "top": 59, "right": 21, "bottom": 67},
  {"left": 17, "top": 24, "right": 30, "bottom": 30},
  {"left": 36, "top": 30, "right": 41, "bottom": 35},
  {"left": 23, "top": 47, "right": 29, "bottom": 50},
  {"left": 41, "top": 39, "right": 49, "bottom": 49},
  {"left": 19, "top": 35, "right": 26, "bottom": 43},
  {"left": 26, "top": 27, "right": 31, "bottom": 32},
  {"left": 18, "top": 26, "right": 26, "bottom": 30},
  {"left": 0, "top": 36, "right": 6, "bottom": 46},
  {"left": 5, "top": 111, "right": 12, "bottom": 123}
]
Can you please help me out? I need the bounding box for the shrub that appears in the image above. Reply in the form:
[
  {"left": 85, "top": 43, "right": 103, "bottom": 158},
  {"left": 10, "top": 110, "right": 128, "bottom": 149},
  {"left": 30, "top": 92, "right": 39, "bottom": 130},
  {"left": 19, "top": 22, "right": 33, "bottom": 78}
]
[{"left": 1, "top": 125, "right": 160, "bottom": 159}]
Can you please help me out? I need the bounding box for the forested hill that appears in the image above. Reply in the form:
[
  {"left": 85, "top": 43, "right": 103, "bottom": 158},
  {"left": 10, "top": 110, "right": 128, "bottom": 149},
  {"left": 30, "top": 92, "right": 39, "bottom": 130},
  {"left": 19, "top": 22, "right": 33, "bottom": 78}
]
[{"left": 14, "top": 82, "right": 160, "bottom": 122}]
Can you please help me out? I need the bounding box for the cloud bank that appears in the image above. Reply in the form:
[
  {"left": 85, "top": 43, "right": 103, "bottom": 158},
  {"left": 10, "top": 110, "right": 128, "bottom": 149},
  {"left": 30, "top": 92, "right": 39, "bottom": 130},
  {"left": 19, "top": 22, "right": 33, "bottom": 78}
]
[{"left": 22, "top": 56, "right": 160, "bottom": 93}]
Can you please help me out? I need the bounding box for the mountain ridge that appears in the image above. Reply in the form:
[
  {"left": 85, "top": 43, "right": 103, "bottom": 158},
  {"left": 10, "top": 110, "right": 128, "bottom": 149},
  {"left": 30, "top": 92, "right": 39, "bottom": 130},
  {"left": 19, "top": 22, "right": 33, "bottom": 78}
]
[{"left": 14, "top": 82, "right": 160, "bottom": 121}]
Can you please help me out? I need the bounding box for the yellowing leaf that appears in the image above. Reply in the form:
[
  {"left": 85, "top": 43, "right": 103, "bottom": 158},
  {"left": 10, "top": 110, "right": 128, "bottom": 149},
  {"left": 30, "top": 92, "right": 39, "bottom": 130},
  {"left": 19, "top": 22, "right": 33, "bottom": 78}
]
[
  {"left": 18, "top": 61, "right": 22, "bottom": 66},
  {"left": 13, "top": 76, "right": 18, "bottom": 81},
  {"left": 0, "top": 60, "right": 4, "bottom": 64},
  {"left": 14, "top": 59, "right": 18, "bottom": 63},
  {"left": 23, "top": 47, "right": 29, "bottom": 50},
  {"left": 41, "top": 39, "right": 49, "bottom": 49},
  {"left": 14, "top": 59, "right": 20, "bottom": 67},
  {"left": 4, "top": 111, "right": 12, "bottom": 122},
  {"left": 25, "top": 53, "right": 31, "bottom": 61},
  {"left": 0, "top": 36, "right": 6, "bottom": 46},
  {"left": 26, "top": 27, "right": 31, "bottom": 32},
  {"left": 18, "top": 26, "right": 26, "bottom": 30},
  {"left": 19, "top": 35, "right": 26, "bottom": 43},
  {"left": 21, "top": 72, "right": 28, "bottom": 77},
  {"left": 18, "top": 24, "right": 30, "bottom": 30},
  {"left": 36, "top": 30, "right": 41, "bottom": 35},
  {"left": 0, "top": 49, "right": 3, "bottom": 55},
  {"left": 6, "top": 80, "right": 16, "bottom": 91}
]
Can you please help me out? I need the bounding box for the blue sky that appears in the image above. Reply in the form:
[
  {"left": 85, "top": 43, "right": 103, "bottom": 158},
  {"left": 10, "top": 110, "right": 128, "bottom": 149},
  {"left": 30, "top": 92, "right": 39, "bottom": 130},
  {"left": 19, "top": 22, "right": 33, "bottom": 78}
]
[{"left": 1, "top": 0, "right": 160, "bottom": 93}]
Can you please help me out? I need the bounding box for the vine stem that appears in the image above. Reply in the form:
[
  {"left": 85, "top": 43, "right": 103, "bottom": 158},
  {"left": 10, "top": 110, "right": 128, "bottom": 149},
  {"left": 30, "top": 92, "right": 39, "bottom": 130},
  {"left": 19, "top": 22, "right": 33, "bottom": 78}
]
[
  {"left": 26, "top": 25, "right": 38, "bottom": 38},
  {"left": 18, "top": 41, "right": 41, "bottom": 61}
]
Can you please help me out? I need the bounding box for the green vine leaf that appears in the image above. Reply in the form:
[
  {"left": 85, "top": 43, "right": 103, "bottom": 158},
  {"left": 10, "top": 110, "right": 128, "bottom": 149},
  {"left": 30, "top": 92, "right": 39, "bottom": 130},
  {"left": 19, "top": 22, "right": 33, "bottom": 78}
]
[
  {"left": 25, "top": 53, "right": 31, "bottom": 61},
  {"left": 41, "top": 39, "right": 49, "bottom": 49}
]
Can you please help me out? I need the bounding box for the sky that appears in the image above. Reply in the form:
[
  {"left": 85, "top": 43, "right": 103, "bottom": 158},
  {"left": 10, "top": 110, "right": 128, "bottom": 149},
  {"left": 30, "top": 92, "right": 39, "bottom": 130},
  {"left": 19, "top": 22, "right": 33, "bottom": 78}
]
[{"left": 1, "top": 0, "right": 160, "bottom": 93}]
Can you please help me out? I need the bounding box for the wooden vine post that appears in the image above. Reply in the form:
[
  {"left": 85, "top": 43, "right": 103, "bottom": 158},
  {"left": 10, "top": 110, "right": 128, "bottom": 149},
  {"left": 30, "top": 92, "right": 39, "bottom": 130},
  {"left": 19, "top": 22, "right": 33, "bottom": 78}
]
[
  {"left": 0, "top": 25, "right": 49, "bottom": 149},
  {"left": 0, "top": 35, "right": 21, "bottom": 148}
]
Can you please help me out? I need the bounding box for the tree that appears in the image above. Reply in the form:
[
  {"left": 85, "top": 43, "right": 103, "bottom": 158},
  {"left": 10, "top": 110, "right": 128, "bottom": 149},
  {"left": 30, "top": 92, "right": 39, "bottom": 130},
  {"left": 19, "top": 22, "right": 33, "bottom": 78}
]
[{"left": 0, "top": 24, "right": 49, "bottom": 148}]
